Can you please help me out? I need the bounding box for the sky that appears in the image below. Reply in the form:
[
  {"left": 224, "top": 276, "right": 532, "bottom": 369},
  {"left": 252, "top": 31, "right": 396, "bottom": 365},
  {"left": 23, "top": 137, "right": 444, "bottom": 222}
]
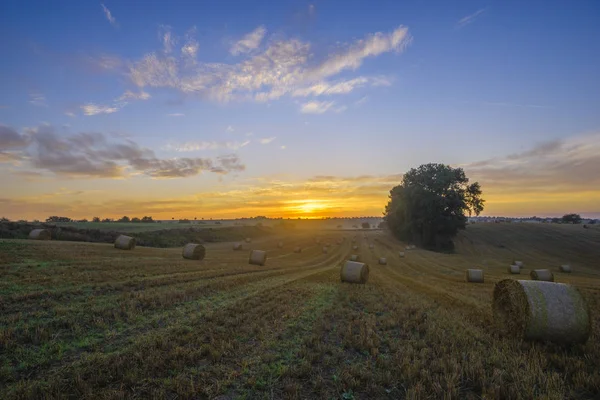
[{"left": 1, "top": 0, "right": 599, "bottom": 220}]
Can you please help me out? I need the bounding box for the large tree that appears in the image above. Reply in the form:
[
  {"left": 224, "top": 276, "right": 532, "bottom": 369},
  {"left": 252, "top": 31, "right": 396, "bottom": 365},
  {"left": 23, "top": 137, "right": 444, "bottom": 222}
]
[
  {"left": 562, "top": 213, "right": 582, "bottom": 224},
  {"left": 384, "top": 163, "right": 484, "bottom": 250}
]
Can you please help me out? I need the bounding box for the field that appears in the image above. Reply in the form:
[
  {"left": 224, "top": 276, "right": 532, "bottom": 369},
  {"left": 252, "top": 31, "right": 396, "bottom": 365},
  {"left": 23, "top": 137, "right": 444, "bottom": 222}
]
[{"left": 1, "top": 223, "right": 599, "bottom": 399}]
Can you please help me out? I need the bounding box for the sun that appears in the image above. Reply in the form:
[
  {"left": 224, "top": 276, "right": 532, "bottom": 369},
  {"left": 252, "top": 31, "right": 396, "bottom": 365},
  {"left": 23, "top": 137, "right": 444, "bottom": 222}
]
[{"left": 299, "top": 201, "right": 321, "bottom": 214}]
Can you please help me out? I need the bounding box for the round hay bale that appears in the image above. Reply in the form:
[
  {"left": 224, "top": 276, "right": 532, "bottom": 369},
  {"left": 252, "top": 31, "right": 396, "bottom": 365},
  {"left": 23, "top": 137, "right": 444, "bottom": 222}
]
[
  {"left": 514, "top": 261, "right": 524, "bottom": 268},
  {"left": 352, "top": 245, "right": 359, "bottom": 250},
  {"left": 294, "top": 246, "right": 302, "bottom": 253},
  {"left": 531, "top": 269, "right": 554, "bottom": 282},
  {"left": 398, "top": 251, "right": 405, "bottom": 258},
  {"left": 378, "top": 257, "right": 387, "bottom": 265},
  {"left": 322, "top": 246, "right": 329, "bottom": 254},
  {"left": 277, "top": 241, "right": 284, "bottom": 248},
  {"left": 29, "top": 229, "right": 51, "bottom": 240},
  {"left": 559, "top": 264, "right": 572, "bottom": 273},
  {"left": 249, "top": 250, "right": 267, "bottom": 266},
  {"left": 245, "top": 238, "right": 252, "bottom": 243},
  {"left": 466, "top": 269, "right": 484, "bottom": 283},
  {"left": 350, "top": 254, "right": 359, "bottom": 261},
  {"left": 182, "top": 243, "right": 206, "bottom": 260},
  {"left": 233, "top": 243, "right": 243, "bottom": 251},
  {"left": 114, "top": 235, "right": 135, "bottom": 250},
  {"left": 405, "top": 245, "right": 411, "bottom": 250},
  {"left": 340, "top": 261, "right": 369, "bottom": 284},
  {"left": 508, "top": 265, "right": 521, "bottom": 274},
  {"left": 492, "top": 279, "right": 590, "bottom": 344},
  {"left": 369, "top": 244, "right": 374, "bottom": 249}
]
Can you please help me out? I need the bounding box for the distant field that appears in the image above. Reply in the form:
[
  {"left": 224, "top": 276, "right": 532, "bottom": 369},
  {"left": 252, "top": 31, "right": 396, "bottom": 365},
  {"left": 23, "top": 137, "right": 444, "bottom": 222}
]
[
  {"left": 1, "top": 223, "right": 599, "bottom": 399},
  {"left": 53, "top": 221, "right": 232, "bottom": 233}
]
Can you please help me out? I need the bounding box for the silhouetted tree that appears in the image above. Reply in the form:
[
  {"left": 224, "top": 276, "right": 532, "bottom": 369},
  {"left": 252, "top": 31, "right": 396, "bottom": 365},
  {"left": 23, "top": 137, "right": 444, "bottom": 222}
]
[
  {"left": 562, "top": 213, "right": 582, "bottom": 224},
  {"left": 92, "top": 217, "right": 100, "bottom": 222},
  {"left": 118, "top": 216, "right": 130, "bottom": 223},
  {"left": 46, "top": 216, "right": 72, "bottom": 223},
  {"left": 384, "top": 163, "right": 484, "bottom": 250},
  {"left": 131, "top": 217, "right": 141, "bottom": 223},
  {"left": 361, "top": 222, "right": 370, "bottom": 229}
]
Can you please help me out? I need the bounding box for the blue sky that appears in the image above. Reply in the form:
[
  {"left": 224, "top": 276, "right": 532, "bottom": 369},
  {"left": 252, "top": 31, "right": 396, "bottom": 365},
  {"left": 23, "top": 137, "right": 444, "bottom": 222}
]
[{"left": 1, "top": 0, "right": 599, "bottom": 219}]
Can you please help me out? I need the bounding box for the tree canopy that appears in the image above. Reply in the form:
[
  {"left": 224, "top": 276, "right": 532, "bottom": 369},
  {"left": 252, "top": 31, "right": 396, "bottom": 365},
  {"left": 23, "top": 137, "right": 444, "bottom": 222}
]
[
  {"left": 384, "top": 163, "right": 484, "bottom": 250},
  {"left": 562, "top": 213, "right": 582, "bottom": 224}
]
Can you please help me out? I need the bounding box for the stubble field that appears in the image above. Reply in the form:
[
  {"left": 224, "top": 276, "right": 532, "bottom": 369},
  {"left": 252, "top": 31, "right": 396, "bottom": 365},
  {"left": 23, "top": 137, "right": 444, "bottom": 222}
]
[{"left": 1, "top": 223, "right": 599, "bottom": 399}]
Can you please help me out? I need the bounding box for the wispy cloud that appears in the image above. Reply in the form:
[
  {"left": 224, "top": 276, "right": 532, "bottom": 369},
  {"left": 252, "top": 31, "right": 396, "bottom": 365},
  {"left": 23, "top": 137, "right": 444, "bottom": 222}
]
[
  {"left": 259, "top": 137, "right": 276, "bottom": 144},
  {"left": 464, "top": 133, "right": 600, "bottom": 192},
  {"left": 355, "top": 96, "right": 369, "bottom": 106},
  {"left": 125, "top": 25, "right": 411, "bottom": 105},
  {"left": 80, "top": 103, "right": 121, "bottom": 115},
  {"left": 1, "top": 123, "right": 246, "bottom": 178},
  {"left": 64, "top": 111, "right": 76, "bottom": 117},
  {"left": 300, "top": 101, "right": 335, "bottom": 114},
  {"left": 159, "top": 25, "right": 176, "bottom": 53},
  {"left": 101, "top": 4, "right": 117, "bottom": 27},
  {"left": 166, "top": 140, "right": 250, "bottom": 152},
  {"left": 118, "top": 90, "right": 151, "bottom": 101},
  {"left": 29, "top": 93, "right": 47, "bottom": 107},
  {"left": 230, "top": 26, "right": 267, "bottom": 55},
  {"left": 457, "top": 9, "right": 485, "bottom": 28},
  {"left": 168, "top": 113, "right": 184, "bottom": 117},
  {"left": 226, "top": 125, "right": 234, "bottom": 132},
  {"left": 482, "top": 101, "right": 552, "bottom": 109}
]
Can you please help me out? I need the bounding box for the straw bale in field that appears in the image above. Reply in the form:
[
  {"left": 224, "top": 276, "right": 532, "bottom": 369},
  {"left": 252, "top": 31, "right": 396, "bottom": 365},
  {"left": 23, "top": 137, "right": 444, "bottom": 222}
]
[
  {"left": 352, "top": 245, "right": 359, "bottom": 250},
  {"left": 29, "top": 229, "right": 51, "bottom": 240},
  {"left": 233, "top": 243, "right": 243, "bottom": 251},
  {"left": 322, "top": 246, "right": 329, "bottom": 254},
  {"left": 508, "top": 265, "right": 520, "bottom": 274},
  {"left": 493, "top": 279, "right": 590, "bottom": 344},
  {"left": 294, "top": 246, "right": 302, "bottom": 253},
  {"left": 114, "top": 235, "right": 135, "bottom": 250},
  {"left": 378, "top": 257, "right": 387, "bottom": 265},
  {"left": 398, "top": 251, "right": 405, "bottom": 258},
  {"left": 369, "top": 244, "right": 374, "bottom": 249},
  {"left": 249, "top": 250, "right": 267, "bottom": 266},
  {"left": 350, "top": 254, "right": 359, "bottom": 261},
  {"left": 340, "top": 261, "right": 369, "bottom": 284},
  {"left": 277, "top": 241, "right": 284, "bottom": 248},
  {"left": 530, "top": 269, "right": 554, "bottom": 282},
  {"left": 182, "top": 243, "right": 206, "bottom": 260},
  {"left": 245, "top": 238, "right": 252, "bottom": 243},
  {"left": 559, "top": 264, "right": 572, "bottom": 273},
  {"left": 466, "top": 269, "right": 484, "bottom": 283},
  {"left": 514, "top": 261, "right": 524, "bottom": 268}
]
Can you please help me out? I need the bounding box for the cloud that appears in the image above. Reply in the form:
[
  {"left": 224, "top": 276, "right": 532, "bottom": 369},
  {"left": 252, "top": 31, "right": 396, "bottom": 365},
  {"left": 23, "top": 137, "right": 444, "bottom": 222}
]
[
  {"left": 1, "top": 123, "right": 246, "bottom": 178},
  {"left": 118, "top": 90, "right": 151, "bottom": 101},
  {"left": 226, "top": 125, "right": 234, "bottom": 132},
  {"left": 65, "top": 111, "right": 76, "bottom": 117},
  {"left": 80, "top": 103, "right": 121, "bottom": 115},
  {"left": 259, "top": 137, "right": 276, "bottom": 144},
  {"left": 300, "top": 101, "right": 335, "bottom": 114},
  {"left": 159, "top": 25, "right": 176, "bottom": 54},
  {"left": 168, "top": 113, "right": 184, "bottom": 117},
  {"left": 464, "top": 133, "right": 600, "bottom": 192},
  {"left": 0, "top": 125, "right": 29, "bottom": 163},
  {"left": 29, "top": 93, "right": 47, "bottom": 107},
  {"left": 1, "top": 125, "right": 30, "bottom": 149},
  {"left": 230, "top": 26, "right": 267, "bottom": 55},
  {"left": 101, "top": 4, "right": 117, "bottom": 27},
  {"left": 355, "top": 96, "right": 369, "bottom": 106},
  {"left": 457, "top": 9, "right": 485, "bottom": 28},
  {"left": 166, "top": 140, "right": 250, "bottom": 152},
  {"left": 181, "top": 28, "right": 199, "bottom": 62},
  {"left": 124, "top": 24, "right": 410, "bottom": 105}
]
